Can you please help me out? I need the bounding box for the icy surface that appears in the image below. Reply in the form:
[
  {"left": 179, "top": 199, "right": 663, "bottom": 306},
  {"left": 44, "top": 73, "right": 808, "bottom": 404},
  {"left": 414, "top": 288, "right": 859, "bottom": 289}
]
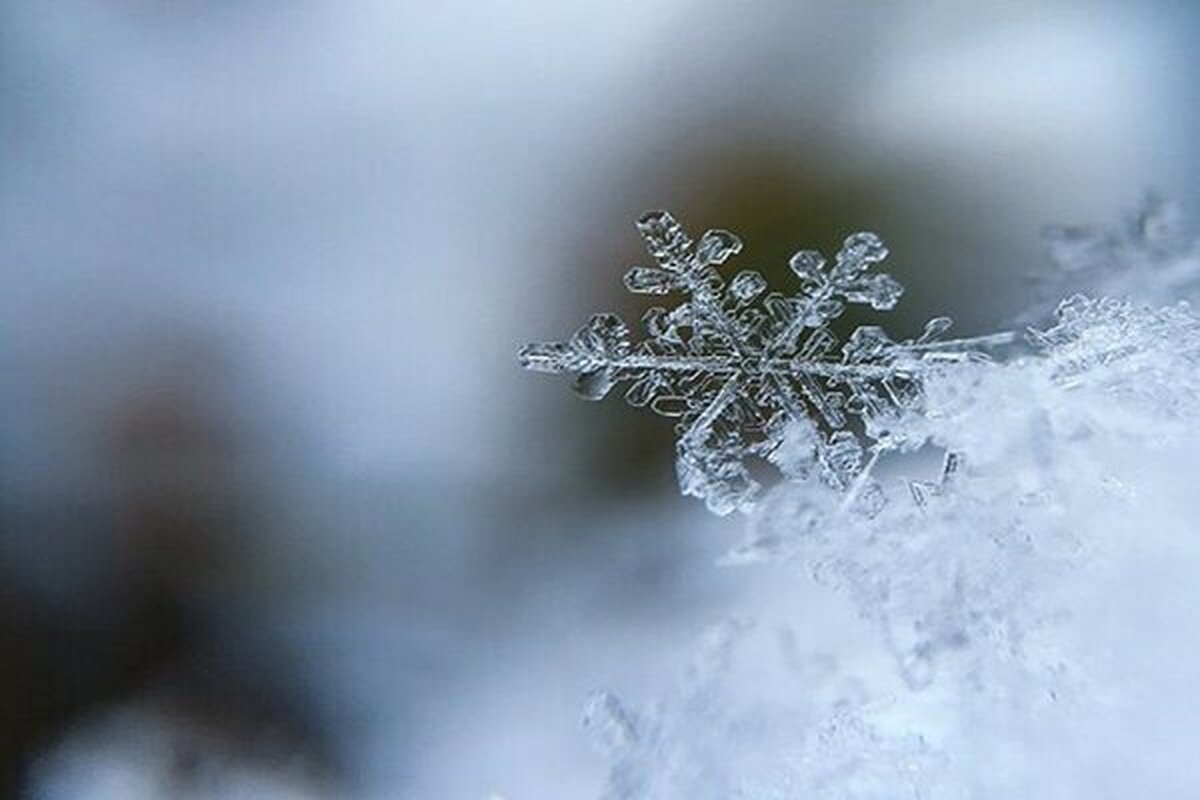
[
  {"left": 520, "top": 211, "right": 1012, "bottom": 515},
  {"left": 582, "top": 294, "right": 1200, "bottom": 798},
  {"left": 522, "top": 208, "right": 1200, "bottom": 798}
]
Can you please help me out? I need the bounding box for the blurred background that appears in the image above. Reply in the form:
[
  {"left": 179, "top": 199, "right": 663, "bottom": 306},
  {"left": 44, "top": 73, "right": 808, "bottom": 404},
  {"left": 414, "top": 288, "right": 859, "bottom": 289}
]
[{"left": 1, "top": 1, "right": 1198, "bottom": 797}]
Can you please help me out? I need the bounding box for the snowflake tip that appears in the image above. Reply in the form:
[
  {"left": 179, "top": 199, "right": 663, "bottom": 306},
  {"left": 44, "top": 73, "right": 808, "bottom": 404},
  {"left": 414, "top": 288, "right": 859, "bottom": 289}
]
[
  {"left": 837, "top": 232, "right": 889, "bottom": 273},
  {"left": 920, "top": 316, "right": 954, "bottom": 342},
  {"left": 517, "top": 341, "right": 571, "bottom": 373},
  {"left": 863, "top": 273, "right": 904, "bottom": 310},
  {"left": 789, "top": 250, "right": 826, "bottom": 281},
  {"left": 636, "top": 209, "right": 692, "bottom": 269},
  {"left": 624, "top": 265, "right": 676, "bottom": 294},
  {"left": 696, "top": 229, "right": 743, "bottom": 265}
]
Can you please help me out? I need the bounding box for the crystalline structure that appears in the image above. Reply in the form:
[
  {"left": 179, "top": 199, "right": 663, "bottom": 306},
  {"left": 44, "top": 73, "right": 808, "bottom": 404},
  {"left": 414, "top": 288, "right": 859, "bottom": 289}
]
[
  {"left": 717, "top": 294, "right": 1200, "bottom": 695},
  {"left": 1030, "top": 193, "right": 1200, "bottom": 321},
  {"left": 578, "top": 292, "right": 1200, "bottom": 797},
  {"left": 520, "top": 211, "right": 1012, "bottom": 515},
  {"left": 524, "top": 203, "right": 1200, "bottom": 798},
  {"left": 1030, "top": 294, "right": 1200, "bottom": 383},
  {"left": 711, "top": 294, "right": 1200, "bottom": 795},
  {"left": 1027, "top": 294, "right": 1200, "bottom": 432}
]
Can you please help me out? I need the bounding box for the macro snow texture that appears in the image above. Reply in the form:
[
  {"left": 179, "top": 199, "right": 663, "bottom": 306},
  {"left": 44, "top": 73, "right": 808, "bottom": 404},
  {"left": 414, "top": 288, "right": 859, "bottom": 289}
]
[
  {"left": 523, "top": 207, "right": 1200, "bottom": 798},
  {"left": 583, "top": 292, "right": 1200, "bottom": 798},
  {"left": 519, "top": 211, "right": 1012, "bottom": 515},
  {"left": 1033, "top": 194, "right": 1200, "bottom": 316}
]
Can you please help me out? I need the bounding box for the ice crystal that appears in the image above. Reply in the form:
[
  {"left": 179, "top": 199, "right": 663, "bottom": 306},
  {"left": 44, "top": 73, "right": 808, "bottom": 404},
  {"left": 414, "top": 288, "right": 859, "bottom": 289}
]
[
  {"left": 1031, "top": 294, "right": 1200, "bottom": 382},
  {"left": 520, "top": 200, "right": 1200, "bottom": 798},
  {"left": 585, "top": 293, "right": 1200, "bottom": 798},
  {"left": 520, "top": 211, "right": 1012, "bottom": 515}
]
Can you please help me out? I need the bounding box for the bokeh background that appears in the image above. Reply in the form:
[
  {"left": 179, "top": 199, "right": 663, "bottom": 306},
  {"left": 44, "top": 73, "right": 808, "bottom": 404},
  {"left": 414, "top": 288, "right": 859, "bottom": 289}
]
[{"left": 2, "top": 1, "right": 1198, "bottom": 797}]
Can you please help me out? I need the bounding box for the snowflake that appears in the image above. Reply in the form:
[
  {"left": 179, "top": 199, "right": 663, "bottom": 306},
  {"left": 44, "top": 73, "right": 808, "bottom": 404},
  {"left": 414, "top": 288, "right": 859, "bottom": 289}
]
[{"left": 520, "top": 211, "right": 1013, "bottom": 514}]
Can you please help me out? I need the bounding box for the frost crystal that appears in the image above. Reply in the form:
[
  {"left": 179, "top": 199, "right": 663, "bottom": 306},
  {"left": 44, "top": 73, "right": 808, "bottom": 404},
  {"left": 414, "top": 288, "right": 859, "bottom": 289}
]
[
  {"left": 583, "top": 292, "right": 1200, "bottom": 798},
  {"left": 520, "top": 211, "right": 1012, "bottom": 514},
  {"left": 519, "top": 199, "right": 1200, "bottom": 798}
]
